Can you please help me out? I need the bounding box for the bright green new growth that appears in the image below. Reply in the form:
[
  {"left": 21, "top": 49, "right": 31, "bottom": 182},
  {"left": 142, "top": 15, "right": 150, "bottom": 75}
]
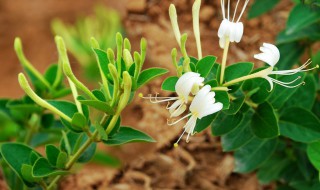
[{"left": 3, "top": 34, "right": 168, "bottom": 190}]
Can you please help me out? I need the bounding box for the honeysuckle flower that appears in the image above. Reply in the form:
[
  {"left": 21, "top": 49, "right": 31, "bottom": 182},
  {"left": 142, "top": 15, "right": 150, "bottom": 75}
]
[
  {"left": 253, "top": 43, "right": 318, "bottom": 90},
  {"left": 218, "top": 0, "right": 249, "bottom": 48},
  {"left": 169, "top": 85, "right": 223, "bottom": 145},
  {"left": 140, "top": 72, "right": 204, "bottom": 118},
  {"left": 223, "top": 43, "right": 319, "bottom": 90}
]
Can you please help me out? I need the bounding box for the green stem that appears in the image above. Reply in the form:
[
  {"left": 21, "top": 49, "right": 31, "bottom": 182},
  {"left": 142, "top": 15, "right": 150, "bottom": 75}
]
[
  {"left": 223, "top": 68, "right": 270, "bottom": 87},
  {"left": 23, "top": 114, "right": 40, "bottom": 144},
  {"left": 105, "top": 114, "right": 120, "bottom": 134},
  {"left": 47, "top": 114, "right": 109, "bottom": 189},
  {"left": 220, "top": 38, "right": 230, "bottom": 84},
  {"left": 211, "top": 86, "right": 229, "bottom": 91}
]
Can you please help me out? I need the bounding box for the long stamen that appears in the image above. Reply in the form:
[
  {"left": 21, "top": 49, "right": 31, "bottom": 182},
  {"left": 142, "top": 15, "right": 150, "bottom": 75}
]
[
  {"left": 228, "top": 0, "right": 230, "bottom": 20},
  {"left": 221, "top": 0, "right": 225, "bottom": 19},
  {"left": 167, "top": 113, "right": 192, "bottom": 125},
  {"left": 270, "top": 60, "right": 318, "bottom": 75},
  {"left": 270, "top": 78, "right": 305, "bottom": 88},
  {"left": 232, "top": 0, "right": 241, "bottom": 22},
  {"left": 237, "top": 0, "right": 250, "bottom": 22},
  {"left": 174, "top": 128, "right": 187, "bottom": 147},
  {"left": 139, "top": 93, "right": 178, "bottom": 103}
]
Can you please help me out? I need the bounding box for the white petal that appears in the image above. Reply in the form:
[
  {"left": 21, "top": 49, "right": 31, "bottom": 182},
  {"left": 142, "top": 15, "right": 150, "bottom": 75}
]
[
  {"left": 168, "top": 99, "right": 182, "bottom": 113},
  {"left": 170, "top": 104, "right": 187, "bottom": 117},
  {"left": 218, "top": 19, "right": 230, "bottom": 38},
  {"left": 263, "top": 43, "right": 280, "bottom": 64},
  {"left": 254, "top": 53, "right": 275, "bottom": 67},
  {"left": 198, "top": 102, "right": 223, "bottom": 118},
  {"left": 190, "top": 85, "right": 211, "bottom": 112},
  {"left": 234, "top": 22, "right": 243, "bottom": 42}
]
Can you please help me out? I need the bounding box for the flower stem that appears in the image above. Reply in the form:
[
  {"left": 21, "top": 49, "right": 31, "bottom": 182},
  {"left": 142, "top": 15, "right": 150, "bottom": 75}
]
[
  {"left": 220, "top": 38, "right": 230, "bottom": 84},
  {"left": 211, "top": 86, "right": 229, "bottom": 91},
  {"left": 223, "top": 68, "right": 268, "bottom": 87}
]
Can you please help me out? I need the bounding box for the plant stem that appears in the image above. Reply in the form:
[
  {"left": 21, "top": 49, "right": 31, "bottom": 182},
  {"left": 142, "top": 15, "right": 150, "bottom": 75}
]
[
  {"left": 23, "top": 114, "right": 40, "bottom": 144},
  {"left": 47, "top": 114, "right": 109, "bottom": 190},
  {"left": 223, "top": 69, "right": 268, "bottom": 87},
  {"left": 211, "top": 86, "right": 229, "bottom": 91},
  {"left": 105, "top": 114, "right": 120, "bottom": 134},
  {"left": 220, "top": 38, "right": 230, "bottom": 85}
]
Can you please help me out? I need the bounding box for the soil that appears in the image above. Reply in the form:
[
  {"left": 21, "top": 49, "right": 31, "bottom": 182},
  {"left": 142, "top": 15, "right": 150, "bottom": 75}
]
[{"left": 0, "top": 0, "right": 292, "bottom": 189}]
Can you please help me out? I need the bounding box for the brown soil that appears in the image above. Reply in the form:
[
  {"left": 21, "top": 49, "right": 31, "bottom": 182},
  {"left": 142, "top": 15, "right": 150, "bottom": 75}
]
[{"left": 0, "top": 0, "right": 292, "bottom": 189}]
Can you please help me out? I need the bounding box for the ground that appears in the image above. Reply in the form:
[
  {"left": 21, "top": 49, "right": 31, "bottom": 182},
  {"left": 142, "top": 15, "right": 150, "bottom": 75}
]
[{"left": 0, "top": 0, "right": 292, "bottom": 189}]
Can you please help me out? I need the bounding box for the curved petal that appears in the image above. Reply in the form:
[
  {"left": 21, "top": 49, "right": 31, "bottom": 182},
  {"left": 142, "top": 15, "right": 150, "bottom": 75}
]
[
  {"left": 218, "top": 19, "right": 229, "bottom": 38},
  {"left": 198, "top": 102, "right": 223, "bottom": 118},
  {"left": 234, "top": 22, "right": 243, "bottom": 42}
]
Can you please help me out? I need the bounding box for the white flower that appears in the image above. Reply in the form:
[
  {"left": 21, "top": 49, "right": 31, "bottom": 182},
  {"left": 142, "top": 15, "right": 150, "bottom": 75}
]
[
  {"left": 140, "top": 72, "right": 204, "bottom": 118},
  {"left": 218, "top": 0, "right": 249, "bottom": 48},
  {"left": 169, "top": 85, "right": 223, "bottom": 145},
  {"left": 254, "top": 43, "right": 319, "bottom": 90}
]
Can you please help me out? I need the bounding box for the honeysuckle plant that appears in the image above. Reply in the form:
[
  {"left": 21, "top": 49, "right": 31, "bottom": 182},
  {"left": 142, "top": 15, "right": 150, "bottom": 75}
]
[
  {"left": 0, "top": 33, "right": 168, "bottom": 190},
  {"left": 141, "top": 0, "right": 320, "bottom": 189}
]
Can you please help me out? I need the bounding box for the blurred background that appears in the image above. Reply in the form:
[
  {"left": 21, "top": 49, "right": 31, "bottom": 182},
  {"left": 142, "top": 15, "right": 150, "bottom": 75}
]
[{"left": 0, "top": 0, "right": 313, "bottom": 189}]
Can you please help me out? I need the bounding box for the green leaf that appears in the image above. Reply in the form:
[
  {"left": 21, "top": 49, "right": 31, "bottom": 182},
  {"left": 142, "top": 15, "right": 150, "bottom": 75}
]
[
  {"left": 280, "top": 107, "right": 320, "bottom": 143},
  {"left": 285, "top": 74, "right": 317, "bottom": 110},
  {"left": 248, "top": 0, "right": 279, "bottom": 19},
  {"left": 71, "top": 113, "right": 87, "bottom": 131},
  {"left": 286, "top": 4, "right": 320, "bottom": 35},
  {"left": 32, "top": 157, "right": 68, "bottom": 178},
  {"left": 257, "top": 154, "right": 291, "bottom": 184},
  {"left": 194, "top": 113, "right": 217, "bottom": 133},
  {"left": 215, "top": 91, "right": 230, "bottom": 110},
  {"left": 21, "top": 164, "right": 40, "bottom": 183},
  {"left": 206, "top": 63, "right": 221, "bottom": 82},
  {"left": 78, "top": 99, "right": 114, "bottom": 115},
  {"left": 137, "top": 68, "right": 168, "bottom": 88},
  {"left": 223, "top": 95, "right": 245, "bottom": 115},
  {"left": 47, "top": 100, "right": 89, "bottom": 119},
  {"left": 307, "top": 141, "right": 320, "bottom": 172},
  {"left": 92, "top": 89, "right": 106, "bottom": 102},
  {"left": 93, "top": 48, "right": 110, "bottom": 77},
  {"left": 234, "top": 137, "right": 278, "bottom": 173},
  {"left": 277, "top": 23, "right": 320, "bottom": 44},
  {"left": 251, "top": 102, "right": 279, "bottom": 139},
  {"left": 104, "top": 126, "right": 155, "bottom": 145},
  {"left": 45, "top": 145, "right": 60, "bottom": 166},
  {"left": 211, "top": 112, "right": 243, "bottom": 136},
  {"left": 268, "top": 72, "right": 305, "bottom": 109},
  {"left": 161, "top": 76, "right": 178, "bottom": 92},
  {"left": 56, "top": 151, "right": 68, "bottom": 169},
  {"left": 221, "top": 110, "right": 254, "bottom": 151},
  {"left": 276, "top": 42, "right": 306, "bottom": 70},
  {"left": 0, "top": 143, "right": 40, "bottom": 187},
  {"left": 44, "top": 64, "right": 58, "bottom": 85},
  {"left": 225, "top": 62, "right": 253, "bottom": 81},
  {"left": 195, "top": 56, "right": 217, "bottom": 78}
]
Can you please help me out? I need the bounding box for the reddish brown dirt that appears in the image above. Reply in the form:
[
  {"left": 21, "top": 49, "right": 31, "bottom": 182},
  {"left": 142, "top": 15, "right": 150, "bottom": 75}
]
[{"left": 0, "top": 0, "right": 292, "bottom": 189}]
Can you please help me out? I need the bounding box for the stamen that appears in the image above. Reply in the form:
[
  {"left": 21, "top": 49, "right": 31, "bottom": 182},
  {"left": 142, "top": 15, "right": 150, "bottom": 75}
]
[
  {"left": 232, "top": 0, "right": 241, "bottom": 22},
  {"left": 270, "top": 78, "right": 305, "bottom": 88},
  {"left": 221, "top": 0, "right": 226, "bottom": 19},
  {"left": 167, "top": 113, "right": 191, "bottom": 125},
  {"left": 237, "top": 0, "right": 250, "bottom": 23},
  {"left": 228, "top": 0, "right": 230, "bottom": 20},
  {"left": 270, "top": 59, "right": 318, "bottom": 75},
  {"left": 139, "top": 93, "right": 178, "bottom": 103},
  {"left": 175, "top": 128, "right": 187, "bottom": 146}
]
